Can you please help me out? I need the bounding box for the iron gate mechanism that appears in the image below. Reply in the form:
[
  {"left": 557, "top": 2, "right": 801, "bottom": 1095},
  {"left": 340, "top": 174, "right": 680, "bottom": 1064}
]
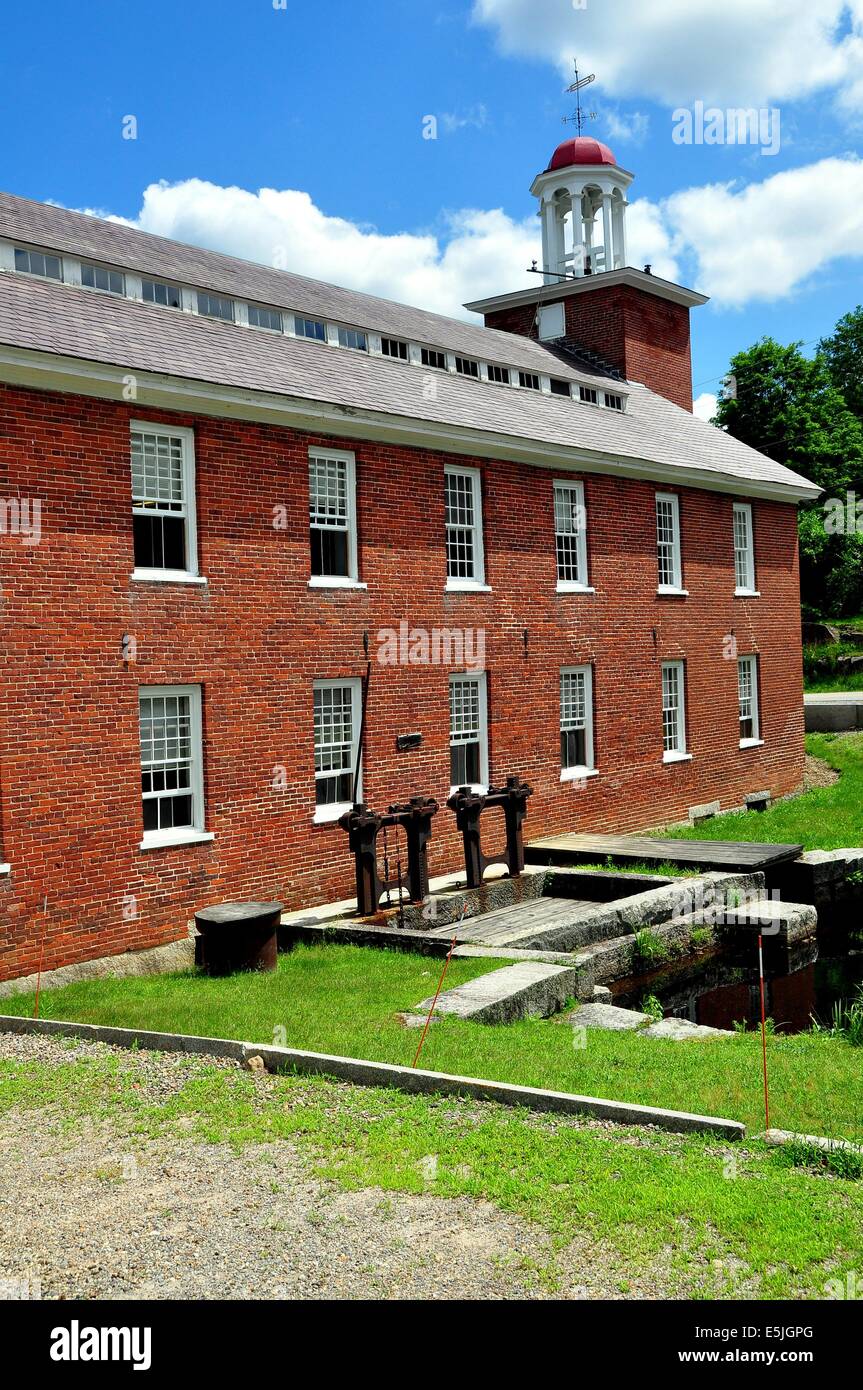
[
  {"left": 447, "top": 775, "right": 534, "bottom": 888},
  {"left": 339, "top": 796, "right": 439, "bottom": 918}
]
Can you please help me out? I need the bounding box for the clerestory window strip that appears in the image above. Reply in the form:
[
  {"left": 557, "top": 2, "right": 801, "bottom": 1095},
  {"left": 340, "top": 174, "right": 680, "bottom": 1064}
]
[{"left": 1, "top": 236, "right": 628, "bottom": 413}]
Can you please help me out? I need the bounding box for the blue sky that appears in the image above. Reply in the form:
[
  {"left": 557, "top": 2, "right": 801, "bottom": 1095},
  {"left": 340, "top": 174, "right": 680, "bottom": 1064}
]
[{"left": 2, "top": 0, "right": 862, "bottom": 412}]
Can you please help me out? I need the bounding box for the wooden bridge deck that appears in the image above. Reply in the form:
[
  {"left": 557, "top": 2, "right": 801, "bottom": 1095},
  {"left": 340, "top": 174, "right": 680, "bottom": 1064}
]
[{"left": 525, "top": 833, "right": 803, "bottom": 874}]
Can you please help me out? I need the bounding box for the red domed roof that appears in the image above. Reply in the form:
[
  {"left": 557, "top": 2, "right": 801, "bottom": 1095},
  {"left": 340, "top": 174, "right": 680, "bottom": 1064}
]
[{"left": 548, "top": 137, "right": 617, "bottom": 171}]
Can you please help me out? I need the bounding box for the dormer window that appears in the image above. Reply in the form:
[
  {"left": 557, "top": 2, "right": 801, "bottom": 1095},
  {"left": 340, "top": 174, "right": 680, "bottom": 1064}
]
[
  {"left": 519, "top": 371, "right": 541, "bottom": 391},
  {"left": 14, "top": 247, "right": 62, "bottom": 280},
  {"left": 248, "top": 303, "right": 283, "bottom": 332},
  {"left": 421, "top": 347, "right": 447, "bottom": 370},
  {"left": 605, "top": 393, "right": 624, "bottom": 411},
  {"left": 579, "top": 385, "right": 598, "bottom": 405},
  {"left": 488, "top": 364, "right": 510, "bottom": 385},
  {"left": 81, "top": 262, "right": 124, "bottom": 295},
  {"left": 550, "top": 378, "right": 571, "bottom": 397},
  {"left": 295, "top": 315, "right": 326, "bottom": 341},
  {"left": 197, "top": 290, "right": 234, "bottom": 322},
  {"left": 455, "top": 356, "right": 479, "bottom": 378},
  {"left": 381, "top": 336, "right": 409, "bottom": 360},
  {"left": 143, "top": 278, "right": 182, "bottom": 309}
]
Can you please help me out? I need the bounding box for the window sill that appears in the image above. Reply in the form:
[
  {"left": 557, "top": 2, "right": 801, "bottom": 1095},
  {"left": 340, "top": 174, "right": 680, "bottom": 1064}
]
[
  {"left": 131, "top": 569, "right": 208, "bottom": 586},
  {"left": 556, "top": 582, "right": 596, "bottom": 595},
  {"left": 735, "top": 588, "right": 761, "bottom": 598},
  {"left": 139, "top": 829, "right": 215, "bottom": 851},
  {"left": 313, "top": 802, "right": 353, "bottom": 825},
  {"left": 561, "top": 767, "right": 598, "bottom": 783},
  {"left": 307, "top": 576, "right": 367, "bottom": 590},
  {"left": 449, "top": 784, "right": 488, "bottom": 797},
  {"left": 663, "top": 751, "right": 693, "bottom": 764},
  {"left": 445, "top": 580, "right": 492, "bottom": 593},
  {"left": 740, "top": 738, "right": 765, "bottom": 749},
  {"left": 656, "top": 586, "right": 689, "bottom": 597},
  {"left": 0, "top": 863, "right": 9, "bottom": 876}
]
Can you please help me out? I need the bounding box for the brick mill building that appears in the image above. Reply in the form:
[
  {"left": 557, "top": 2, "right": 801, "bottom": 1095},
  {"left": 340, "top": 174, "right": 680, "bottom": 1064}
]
[{"left": 0, "top": 137, "right": 819, "bottom": 984}]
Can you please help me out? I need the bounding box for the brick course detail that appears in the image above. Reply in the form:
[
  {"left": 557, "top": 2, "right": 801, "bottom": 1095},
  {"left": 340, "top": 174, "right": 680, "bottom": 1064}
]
[{"left": 0, "top": 382, "right": 804, "bottom": 981}]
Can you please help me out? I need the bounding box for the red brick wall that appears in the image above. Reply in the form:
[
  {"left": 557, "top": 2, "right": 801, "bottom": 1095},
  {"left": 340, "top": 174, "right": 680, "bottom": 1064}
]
[
  {"left": 0, "top": 383, "right": 804, "bottom": 982},
  {"left": 484, "top": 283, "right": 694, "bottom": 410}
]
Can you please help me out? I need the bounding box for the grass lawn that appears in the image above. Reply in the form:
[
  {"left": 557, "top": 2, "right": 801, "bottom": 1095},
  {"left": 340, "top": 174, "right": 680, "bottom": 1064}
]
[
  {"left": 1, "top": 1043, "right": 861, "bottom": 1299},
  {"left": 660, "top": 732, "right": 863, "bottom": 851},
  {"left": 804, "top": 641, "right": 863, "bottom": 692},
  {"left": 2, "top": 943, "right": 861, "bottom": 1143}
]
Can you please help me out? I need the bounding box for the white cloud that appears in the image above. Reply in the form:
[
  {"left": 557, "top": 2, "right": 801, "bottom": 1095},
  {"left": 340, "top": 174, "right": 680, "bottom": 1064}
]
[
  {"left": 693, "top": 392, "right": 718, "bottom": 421},
  {"left": 85, "top": 152, "right": 863, "bottom": 329},
  {"left": 440, "top": 104, "right": 490, "bottom": 134},
  {"left": 473, "top": 0, "right": 863, "bottom": 110},
  {"left": 660, "top": 156, "right": 863, "bottom": 305},
  {"left": 101, "top": 179, "right": 540, "bottom": 321},
  {"left": 601, "top": 108, "right": 650, "bottom": 145}
]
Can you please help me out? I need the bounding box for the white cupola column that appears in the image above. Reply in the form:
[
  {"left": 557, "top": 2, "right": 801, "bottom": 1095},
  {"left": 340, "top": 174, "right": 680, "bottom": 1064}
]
[
  {"left": 567, "top": 182, "right": 585, "bottom": 275},
  {"left": 613, "top": 196, "right": 628, "bottom": 268},
  {"left": 601, "top": 193, "right": 613, "bottom": 273}
]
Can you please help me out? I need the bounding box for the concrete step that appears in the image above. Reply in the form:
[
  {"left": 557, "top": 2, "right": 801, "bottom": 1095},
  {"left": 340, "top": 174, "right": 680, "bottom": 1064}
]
[{"left": 414, "top": 960, "right": 580, "bottom": 1025}]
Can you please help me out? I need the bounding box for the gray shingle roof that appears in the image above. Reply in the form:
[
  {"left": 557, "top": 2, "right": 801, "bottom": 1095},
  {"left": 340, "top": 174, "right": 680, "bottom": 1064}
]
[
  {"left": 0, "top": 190, "right": 587, "bottom": 380},
  {"left": 0, "top": 191, "right": 819, "bottom": 501}
]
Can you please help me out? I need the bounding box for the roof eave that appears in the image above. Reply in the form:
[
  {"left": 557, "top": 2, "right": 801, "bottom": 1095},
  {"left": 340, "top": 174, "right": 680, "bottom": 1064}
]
[{"left": 0, "top": 343, "right": 820, "bottom": 505}]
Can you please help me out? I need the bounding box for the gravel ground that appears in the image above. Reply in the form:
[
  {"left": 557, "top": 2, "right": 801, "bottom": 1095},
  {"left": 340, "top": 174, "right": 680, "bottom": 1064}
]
[
  {"left": 802, "top": 751, "right": 841, "bottom": 791},
  {"left": 0, "top": 1033, "right": 677, "bottom": 1301}
]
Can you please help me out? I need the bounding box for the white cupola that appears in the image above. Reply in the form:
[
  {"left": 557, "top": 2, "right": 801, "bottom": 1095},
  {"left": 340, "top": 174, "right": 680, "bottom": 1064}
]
[{"left": 530, "top": 137, "right": 633, "bottom": 283}]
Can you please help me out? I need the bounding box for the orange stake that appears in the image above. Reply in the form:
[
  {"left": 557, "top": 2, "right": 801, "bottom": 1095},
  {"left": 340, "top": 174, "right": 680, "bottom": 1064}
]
[
  {"left": 758, "top": 933, "right": 771, "bottom": 1132},
  {"left": 412, "top": 933, "right": 458, "bottom": 1069}
]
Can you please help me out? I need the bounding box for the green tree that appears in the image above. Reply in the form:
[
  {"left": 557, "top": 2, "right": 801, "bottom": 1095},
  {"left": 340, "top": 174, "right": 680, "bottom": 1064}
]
[
  {"left": 820, "top": 306, "right": 863, "bottom": 424},
  {"left": 715, "top": 337, "right": 863, "bottom": 617},
  {"left": 715, "top": 337, "right": 863, "bottom": 498}
]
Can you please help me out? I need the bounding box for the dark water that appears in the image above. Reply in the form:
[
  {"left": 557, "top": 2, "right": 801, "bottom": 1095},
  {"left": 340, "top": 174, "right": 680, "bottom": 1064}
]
[{"left": 613, "top": 940, "right": 863, "bottom": 1034}]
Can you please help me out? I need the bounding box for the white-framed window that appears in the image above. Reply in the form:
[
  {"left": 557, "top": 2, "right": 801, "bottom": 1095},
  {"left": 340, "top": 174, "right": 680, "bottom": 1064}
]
[
  {"left": 449, "top": 672, "right": 488, "bottom": 792},
  {"left": 130, "top": 422, "right": 199, "bottom": 580},
  {"left": 142, "top": 278, "right": 182, "bottom": 309},
  {"left": 444, "top": 465, "right": 486, "bottom": 588},
  {"left": 421, "top": 346, "right": 447, "bottom": 370},
  {"left": 656, "top": 493, "right": 683, "bottom": 591},
  {"left": 487, "top": 363, "right": 510, "bottom": 385},
  {"left": 554, "top": 479, "right": 589, "bottom": 590},
  {"left": 381, "top": 336, "right": 409, "bottom": 360},
  {"left": 733, "top": 502, "right": 757, "bottom": 594},
  {"left": 337, "top": 326, "right": 367, "bottom": 351},
  {"left": 81, "top": 262, "right": 124, "bottom": 295},
  {"left": 248, "top": 303, "right": 284, "bottom": 332},
  {"left": 605, "top": 392, "right": 624, "bottom": 411},
  {"left": 519, "top": 370, "right": 541, "bottom": 391},
  {"left": 738, "top": 655, "right": 761, "bottom": 745},
  {"left": 308, "top": 449, "right": 359, "bottom": 584},
  {"left": 549, "top": 377, "right": 571, "bottom": 397},
  {"left": 455, "top": 355, "right": 480, "bottom": 378},
  {"left": 579, "top": 385, "right": 598, "bottom": 405},
  {"left": 197, "top": 290, "right": 234, "bottom": 322},
  {"left": 138, "top": 685, "right": 208, "bottom": 848},
  {"left": 295, "top": 315, "right": 326, "bottom": 341},
  {"left": 313, "top": 678, "right": 362, "bottom": 820},
  {"left": 538, "top": 302, "right": 565, "bottom": 341},
  {"left": 14, "top": 247, "right": 62, "bottom": 280},
  {"left": 560, "top": 666, "right": 595, "bottom": 778},
  {"left": 661, "top": 661, "right": 688, "bottom": 761}
]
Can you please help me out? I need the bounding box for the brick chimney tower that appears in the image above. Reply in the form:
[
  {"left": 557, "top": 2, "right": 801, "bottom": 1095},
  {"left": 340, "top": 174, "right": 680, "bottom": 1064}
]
[{"left": 464, "top": 135, "right": 707, "bottom": 411}]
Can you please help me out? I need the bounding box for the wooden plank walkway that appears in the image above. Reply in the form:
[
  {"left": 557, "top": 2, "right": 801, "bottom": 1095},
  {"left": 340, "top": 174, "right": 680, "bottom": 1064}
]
[
  {"left": 427, "top": 897, "right": 597, "bottom": 948},
  {"left": 526, "top": 833, "right": 803, "bottom": 873}
]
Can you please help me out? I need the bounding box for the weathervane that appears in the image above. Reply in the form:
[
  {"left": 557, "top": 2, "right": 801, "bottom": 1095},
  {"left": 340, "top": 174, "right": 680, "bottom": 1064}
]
[{"left": 562, "top": 60, "right": 597, "bottom": 137}]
